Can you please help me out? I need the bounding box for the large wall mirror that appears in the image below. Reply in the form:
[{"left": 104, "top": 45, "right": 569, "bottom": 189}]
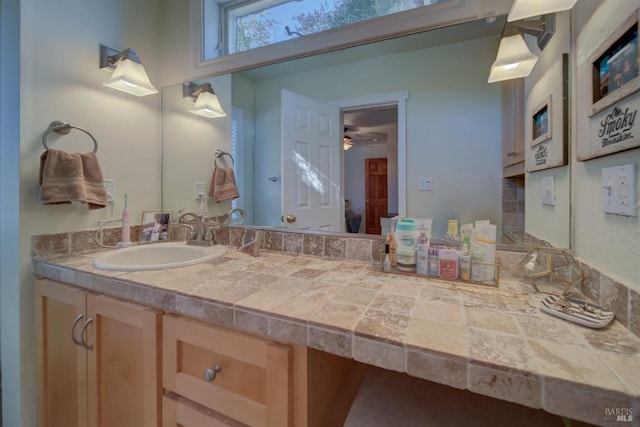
[{"left": 162, "top": 11, "right": 571, "bottom": 248}]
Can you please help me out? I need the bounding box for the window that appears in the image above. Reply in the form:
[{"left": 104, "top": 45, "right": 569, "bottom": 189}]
[{"left": 209, "top": 0, "right": 447, "bottom": 57}]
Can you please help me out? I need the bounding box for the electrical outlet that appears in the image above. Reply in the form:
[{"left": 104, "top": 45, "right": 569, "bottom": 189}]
[
  {"left": 602, "top": 164, "right": 636, "bottom": 216},
  {"left": 103, "top": 179, "right": 116, "bottom": 202},
  {"left": 194, "top": 182, "right": 206, "bottom": 200}
]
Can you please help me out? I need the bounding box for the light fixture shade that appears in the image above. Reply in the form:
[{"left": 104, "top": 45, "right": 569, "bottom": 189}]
[
  {"left": 508, "top": 0, "right": 577, "bottom": 22},
  {"left": 191, "top": 91, "right": 227, "bottom": 118},
  {"left": 102, "top": 58, "right": 158, "bottom": 96},
  {"left": 488, "top": 34, "right": 538, "bottom": 83}
]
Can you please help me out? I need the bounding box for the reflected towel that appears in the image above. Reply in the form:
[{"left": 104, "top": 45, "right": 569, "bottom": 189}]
[
  {"left": 39, "top": 149, "right": 107, "bottom": 210},
  {"left": 345, "top": 208, "right": 362, "bottom": 233},
  {"left": 208, "top": 166, "right": 240, "bottom": 202}
]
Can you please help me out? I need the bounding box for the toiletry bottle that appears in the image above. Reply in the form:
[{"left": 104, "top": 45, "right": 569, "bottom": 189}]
[
  {"left": 121, "top": 196, "right": 130, "bottom": 244},
  {"left": 459, "top": 251, "right": 471, "bottom": 281},
  {"left": 439, "top": 248, "right": 459, "bottom": 280},
  {"left": 383, "top": 244, "right": 391, "bottom": 272},
  {"left": 428, "top": 247, "right": 439, "bottom": 276},
  {"left": 471, "top": 251, "right": 484, "bottom": 282},
  {"left": 415, "top": 233, "right": 429, "bottom": 276}
]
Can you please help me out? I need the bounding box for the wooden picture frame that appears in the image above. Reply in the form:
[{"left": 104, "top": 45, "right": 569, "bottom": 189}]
[
  {"left": 525, "top": 54, "right": 568, "bottom": 172},
  {"left": 577, "top": 7, "right": 640, "bottom": 161}
]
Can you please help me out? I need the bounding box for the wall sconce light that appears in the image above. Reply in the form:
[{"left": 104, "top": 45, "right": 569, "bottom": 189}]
[
  {"left": 343, "top": 135, "right": 353, "bottom": 151},
  {"left": 508, "top": 0, "right": 577, "bottom": 22},
  {"left": 488, "top": 33, "right": 538, "bottom": 83},
  {"left": 488, "top": 14, "right": 556, "bottom": 83},
  {"left": 99, "top": 44, "right": 158, "bottom": 97},
  {"left": 183, "top": 82, "right": 227, "bottom": 118}
]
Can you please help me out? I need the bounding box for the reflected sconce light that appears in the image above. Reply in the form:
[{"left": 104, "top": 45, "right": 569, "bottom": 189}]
[
  {"left": 507, "top": 0, "right": 577, "bottom": 22},
  {"left": 183, "top": 81, "right": 227, "bottom": 118},
  {"left": 488, "top": 14, "right": 556, "bottom": 83},
  {"left": 343, "top": 135, "right": 353, "bottom": 151},
  {"left": 99, "top": 44, "right": 158, "bottom": 96}
]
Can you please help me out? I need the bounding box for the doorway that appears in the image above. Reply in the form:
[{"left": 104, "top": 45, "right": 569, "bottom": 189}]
[{"left": 342, "top": 104, "right": 398, "bottom": 234}]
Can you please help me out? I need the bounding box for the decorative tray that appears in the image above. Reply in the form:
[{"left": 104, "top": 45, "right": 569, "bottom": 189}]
[{"left": 539, "top": 295, "right": 615, "bottom": 329}]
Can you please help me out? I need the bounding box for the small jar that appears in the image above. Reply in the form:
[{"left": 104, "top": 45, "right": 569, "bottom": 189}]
[{"left": 396, "top": 248, "right": 417, "bottom": 272}]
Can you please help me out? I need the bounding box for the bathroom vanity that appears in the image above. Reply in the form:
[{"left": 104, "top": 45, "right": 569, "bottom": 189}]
[{"left": 32, "top": 232, "right": 640, "bottom": 427}]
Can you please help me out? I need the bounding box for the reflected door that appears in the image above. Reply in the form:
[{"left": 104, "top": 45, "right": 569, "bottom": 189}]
[
  {"left": 365, "top": 158, "right": 388, "bottom": 235},
  {"left": 281, "top": 90, "right": 341, "bottom": 231}
]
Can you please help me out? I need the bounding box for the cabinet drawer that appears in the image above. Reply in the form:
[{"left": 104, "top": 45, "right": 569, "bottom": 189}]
[
  {"left": 163, "top": 315, "right": 291, "bottom": 427},
  {"left": 163, "top": 395, "right": 239, "bottom": 427}
]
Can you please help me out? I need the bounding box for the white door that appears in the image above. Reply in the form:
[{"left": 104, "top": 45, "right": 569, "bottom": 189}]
[{"left": 281, "top": 90, "right": 341, "bottom": 231}]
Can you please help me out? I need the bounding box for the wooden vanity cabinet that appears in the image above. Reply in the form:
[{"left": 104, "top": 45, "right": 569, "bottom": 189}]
[
  {"left": 35, "top": 278, "right": 161, "bottom": 427},
  {"left": 162, "top": 314, "right": 292, "bottom": 427}
]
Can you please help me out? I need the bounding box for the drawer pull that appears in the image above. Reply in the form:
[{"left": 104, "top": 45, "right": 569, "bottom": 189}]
[
  {"left": 204, "top": 365, "right": 222, "bottom": 382},
  {"left": 71, "top": 314, "right": 84, "bottom": 346}
]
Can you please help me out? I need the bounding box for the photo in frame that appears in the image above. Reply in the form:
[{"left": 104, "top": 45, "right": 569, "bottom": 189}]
[
  {"left": 531, "top": 97, "right": 552, "bottom": 147},
  {"left": 525, "top": 54, "right": 568, "bottom": 172},
  {"left": 139, "top": 211, "right": 172, "bottom": 243},
  {"left": 577, "top": 8, "right": 640, "bottom": 160}
]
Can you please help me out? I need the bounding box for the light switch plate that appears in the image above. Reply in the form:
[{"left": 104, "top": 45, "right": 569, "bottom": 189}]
[
  {"left": 418, "top": 177, "right": 432, "bottom": 191},
  {"left": 541, "top": 175, "right": 555, "bottom": 206},
  {"left": 602, "top": 163, "right": 637, "bottom": 216}
]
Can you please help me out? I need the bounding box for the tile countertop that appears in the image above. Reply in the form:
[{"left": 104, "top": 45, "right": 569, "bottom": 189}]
[{"left": 33, "top": 248, "right": 640, "bottom": 426}]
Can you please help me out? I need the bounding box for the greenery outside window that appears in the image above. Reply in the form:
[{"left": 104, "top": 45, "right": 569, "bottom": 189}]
[{"left": 209, "top": 0, "right": 447, "bottom": 57}]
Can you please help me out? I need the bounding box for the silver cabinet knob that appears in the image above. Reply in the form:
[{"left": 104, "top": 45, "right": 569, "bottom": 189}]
[{"left": 204, "top": 365, "right": 222, "bottom": 382}]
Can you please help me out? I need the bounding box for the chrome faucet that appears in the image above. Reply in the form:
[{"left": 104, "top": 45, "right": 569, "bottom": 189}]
[
  {"left": 174, "top": 211, "right": 214, "bottom": 246},
  {"left": 226, "top": 207, "right": 246, "bottom": 224}
]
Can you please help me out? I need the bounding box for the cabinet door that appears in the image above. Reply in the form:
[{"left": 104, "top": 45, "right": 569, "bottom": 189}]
[
  {"left": 163, "top": 315, "right": 292, "bottom": 427},
  {"left": 86, "top": 294, "right": 161, "bottom": 427},
  {"left": 36, "top": 279, "right": 89, "bottom": 427},
  {"left": 502, "top": 78, "right": 525, "bottom": 176}
]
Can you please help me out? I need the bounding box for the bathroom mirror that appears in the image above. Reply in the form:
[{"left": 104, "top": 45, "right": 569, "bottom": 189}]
[{"left": 161, "top": 13, "right": 572, "bottom": 247}]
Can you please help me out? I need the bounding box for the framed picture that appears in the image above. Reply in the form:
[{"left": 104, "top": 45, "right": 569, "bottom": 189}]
[
  {"left": 577, "top": 7, "right": 640, "bottom": 160},
  {"left": 139, "top": 211, "right": 172, "bottom": 243},
  {"left": 531, "top": 97, "right": 552, "bottom": 147},
  {"left": 525, "top": 54, "right": 568, "bottom": 172},
  {"left": 588, "top": 11, "right": 640, "bottom": 117}
]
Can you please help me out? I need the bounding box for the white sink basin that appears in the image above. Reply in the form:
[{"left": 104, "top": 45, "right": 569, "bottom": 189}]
[{"left": 93, "top": 242, "right": 227, "bottom": 271}]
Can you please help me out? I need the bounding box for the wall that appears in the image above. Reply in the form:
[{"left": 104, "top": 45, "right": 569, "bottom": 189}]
[
  {"left": 0, "top": 0, "right": 21, "bottom": 425},
  {"left": 4, "top": 0, "right": 165, "bottom": 424},
  {"left": 571, "top": 0, "right": 640, "bottom": 288},
  {"left": 251, "top": 36, "right": 503, "bottom": 238}
]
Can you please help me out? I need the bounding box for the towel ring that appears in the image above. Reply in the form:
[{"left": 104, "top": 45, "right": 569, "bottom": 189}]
[
  {"left": 214, "top": 149, "right": 234, "bottom": 167},
  {"left": 42, "top": 121, "right": 98, "bottom": 153}
]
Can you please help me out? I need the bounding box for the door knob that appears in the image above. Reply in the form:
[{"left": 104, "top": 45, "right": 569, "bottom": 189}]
[{"left": 285, "top": 214, "right": 296, "bottom": 224}]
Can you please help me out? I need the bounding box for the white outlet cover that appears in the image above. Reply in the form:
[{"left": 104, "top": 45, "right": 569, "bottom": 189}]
[
  {"left": 103, "top": 179, "right": 116, "bottom": 202},
  {"left": 602, "top": 163, "right": 637, "bottom": 217}
]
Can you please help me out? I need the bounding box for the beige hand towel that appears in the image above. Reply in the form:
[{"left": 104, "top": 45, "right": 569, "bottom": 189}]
[
  {"left": 39, "top": 149, "right": 108, "bottom": 210},
  {"left": 208, "top": 166, "right": 240, "bottom": 202}
]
